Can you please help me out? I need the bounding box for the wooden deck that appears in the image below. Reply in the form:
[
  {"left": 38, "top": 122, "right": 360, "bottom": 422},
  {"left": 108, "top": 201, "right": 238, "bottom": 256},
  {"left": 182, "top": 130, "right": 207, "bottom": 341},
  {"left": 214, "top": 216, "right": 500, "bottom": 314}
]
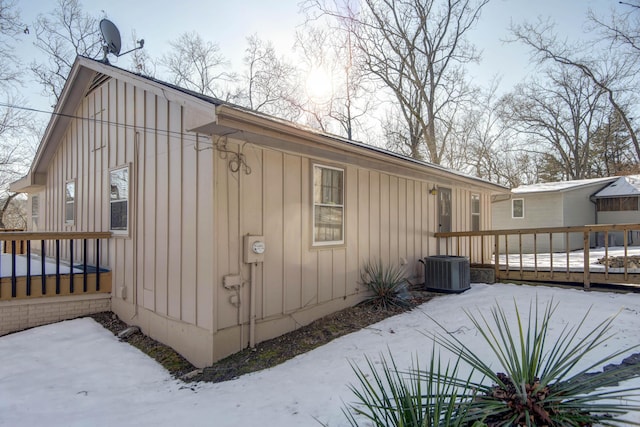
[
  {"left": 0, "top": 231, "right": 111, "bottom": 300},
  {"left": 435, "top": 223, "right": 640, "bottom": 289}
]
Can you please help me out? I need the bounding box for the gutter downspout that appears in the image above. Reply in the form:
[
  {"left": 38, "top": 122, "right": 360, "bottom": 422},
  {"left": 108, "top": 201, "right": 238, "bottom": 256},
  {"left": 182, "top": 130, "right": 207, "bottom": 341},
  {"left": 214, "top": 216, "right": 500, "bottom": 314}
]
[
  {"left": 589, "top": 193, "right": 599, "bottom": 225},
  {"left": 588, "top": 195, "right": 599, "bottom": 248}
]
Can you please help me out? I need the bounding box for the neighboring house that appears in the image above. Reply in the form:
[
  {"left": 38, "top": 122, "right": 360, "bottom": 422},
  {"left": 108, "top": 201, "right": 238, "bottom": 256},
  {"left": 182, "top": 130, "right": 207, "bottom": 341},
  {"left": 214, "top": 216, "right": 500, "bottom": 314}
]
[
  {"left": 11, "top": 57, "right": 507, "bottom": 367},
  {"left": 592, "top": 175, "right": 640, "bottom": 246},
  {"left": 492, "top": 177, "right": 618, "bottom": 253}
]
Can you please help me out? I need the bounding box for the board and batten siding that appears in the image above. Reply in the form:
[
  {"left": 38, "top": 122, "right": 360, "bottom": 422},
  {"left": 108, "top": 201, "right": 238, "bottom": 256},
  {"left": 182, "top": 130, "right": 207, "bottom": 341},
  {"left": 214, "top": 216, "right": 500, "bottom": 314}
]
[
  {"left": 211, "top": 137, "right": 494, "bottom": 359},
  {"left": 39, "top": 72, "right": 497, "bottom": 366},
  {"left": 42, "top": 77, "right": 217, "bottom": 342}
]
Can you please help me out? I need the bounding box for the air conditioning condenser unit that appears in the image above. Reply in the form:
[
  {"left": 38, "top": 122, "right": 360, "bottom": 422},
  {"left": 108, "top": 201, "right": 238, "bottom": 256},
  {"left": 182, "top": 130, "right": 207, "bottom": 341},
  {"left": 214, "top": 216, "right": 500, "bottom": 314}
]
[{"left": 421, "top": 255, "right": 470, "bottom": 293}]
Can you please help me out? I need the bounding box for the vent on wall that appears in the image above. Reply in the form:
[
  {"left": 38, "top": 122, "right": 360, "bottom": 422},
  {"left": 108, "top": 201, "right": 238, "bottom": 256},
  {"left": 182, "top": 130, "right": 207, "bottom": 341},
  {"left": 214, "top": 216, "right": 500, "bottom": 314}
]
[
  {"left": 421, "top": 255, "right": 470, "bottom": 293},
  {"left": 86, "top": 72, "right": 111, "bottom": 96}
]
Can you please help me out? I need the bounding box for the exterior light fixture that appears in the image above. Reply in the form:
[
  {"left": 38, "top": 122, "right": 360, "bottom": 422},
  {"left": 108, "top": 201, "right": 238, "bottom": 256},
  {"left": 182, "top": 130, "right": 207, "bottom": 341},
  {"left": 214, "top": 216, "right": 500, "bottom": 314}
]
[{"left": 429, "top": 186, "right": 438, "bottom": 195}]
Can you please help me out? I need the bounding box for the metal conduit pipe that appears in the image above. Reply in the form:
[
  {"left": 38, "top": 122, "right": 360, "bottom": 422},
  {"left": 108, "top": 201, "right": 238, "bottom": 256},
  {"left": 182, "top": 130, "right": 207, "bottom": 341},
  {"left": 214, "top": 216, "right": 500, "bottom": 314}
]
[{"left": 249, "top": 261, "right": 257, "bottom": 348}]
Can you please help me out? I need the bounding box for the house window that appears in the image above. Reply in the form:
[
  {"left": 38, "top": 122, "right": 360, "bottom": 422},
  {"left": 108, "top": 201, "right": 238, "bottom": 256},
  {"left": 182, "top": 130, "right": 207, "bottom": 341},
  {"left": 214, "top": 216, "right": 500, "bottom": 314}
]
[
  {"left": 596, "top": 197, "right": 639, "bottom": 212},
  {"left": 313, "top": 165, "right": 344, "bottom": 245},
  {"left": 110, "top": 166, "right": 129, "bottom": 232},
  {"left": 512, "top": 198, "right": 524, "bottom": 219},
  {"left": 31, "top": 195, "right": 39, "bottom": 229},
  {"left": 471, "top": 194, "right": 480, "bottom": 231},
  {"left": 65, "top": 181, "right": 75, "bottom": 225}
]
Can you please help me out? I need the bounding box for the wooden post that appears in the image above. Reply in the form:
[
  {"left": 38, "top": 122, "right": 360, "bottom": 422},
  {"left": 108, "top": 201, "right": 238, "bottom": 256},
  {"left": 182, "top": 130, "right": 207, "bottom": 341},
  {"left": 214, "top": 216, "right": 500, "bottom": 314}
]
[
  {"left": 519, "top": 234, "right": 523, "bottom": 278},
  {"left": 549, "top": 233, "right": 554, "bottom": 279},
  {"left": 624, "top": 229, "right": 629, "bottom": 281},
  {"left": 533, "top": 233, "right": 538, "bottom": 278},
  {"left": 494, "top": 234, "right": 500, "bottom": 281},
  {"left": 565, "top": 232, "right": 570, "bottom": 279},
  {"left": 583, "top": 231, "right": 590, "bottom": 290}
]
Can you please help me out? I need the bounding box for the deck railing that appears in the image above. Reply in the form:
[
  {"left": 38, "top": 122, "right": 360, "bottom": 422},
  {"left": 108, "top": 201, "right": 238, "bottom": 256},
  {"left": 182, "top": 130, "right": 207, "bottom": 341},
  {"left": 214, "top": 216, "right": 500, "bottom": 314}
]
[
  {"left": 0, "top": 231, "right": 112, "bottom": 300},
  {"left": 435, "top": 223, "right": 640, "bottom": 289}
]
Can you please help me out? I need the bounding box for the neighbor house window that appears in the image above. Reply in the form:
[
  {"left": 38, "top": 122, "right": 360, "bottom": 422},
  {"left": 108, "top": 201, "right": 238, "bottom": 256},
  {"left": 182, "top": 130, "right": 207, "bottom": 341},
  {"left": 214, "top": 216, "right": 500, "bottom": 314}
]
[
  {"left": 65, "top": 181, "right": 75, "bottom": 225},
  {"left": 31, "top": 195, "right": 39, "bottom": 229},
  {"left": 471, "top": 194, "right": 480, "bottom": 231},
  {"left": 313, "top": 165, "right": 344, "bottom": 245},
  {"left": 596, "top": 197, "right": 639, "bottom": 212},
  {"left": 512, "top": 198, "right": 524, "bottom": 218},
  {"left": 110, "top": 166, "right": 129, "bottom": 232}
]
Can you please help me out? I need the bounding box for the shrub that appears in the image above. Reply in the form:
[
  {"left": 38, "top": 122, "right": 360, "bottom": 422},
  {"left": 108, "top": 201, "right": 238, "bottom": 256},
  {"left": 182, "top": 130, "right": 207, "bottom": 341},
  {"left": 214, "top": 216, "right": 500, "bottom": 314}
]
[
  {"left": 360, "top": 259, "right": 410, "bottom": 309},
  {"left": 345, "top": 298, "right": 640, "bottom": 426},
  {"left": 344, "top": 348, "right": 480, "bottom": 427}
]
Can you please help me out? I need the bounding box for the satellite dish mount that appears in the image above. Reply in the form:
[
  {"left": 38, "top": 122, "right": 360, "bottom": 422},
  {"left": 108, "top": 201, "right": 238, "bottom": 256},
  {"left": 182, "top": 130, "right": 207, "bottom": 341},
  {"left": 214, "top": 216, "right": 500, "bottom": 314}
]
[{"left": 100, "top": 18, "right": 144, "bottom": 63}]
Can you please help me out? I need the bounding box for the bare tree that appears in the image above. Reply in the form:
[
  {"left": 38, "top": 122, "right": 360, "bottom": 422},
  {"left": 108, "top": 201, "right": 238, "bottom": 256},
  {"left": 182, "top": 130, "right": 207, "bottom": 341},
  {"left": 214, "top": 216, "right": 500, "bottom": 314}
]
[
  {"left": 304, "top": 0, "right": 489, "bottom": 164},
  {"left": 234, "top": 34, "right": 300, "bottom": 121},
  {"left": 382, "top": 105, "right": 425, "bottom": 159},
  {"left": 0, "top": 0, "right": 22, "bottom": 88},
  {"left": 162, "top": 32, "right": 234, "bottom": 99},
  {"left": 294, "top": 25, "right": 375, "bottom": 141},
  {"left": 0, "top": 0, "right": 34, "bottom": 227},
  {"left": 498, "top": 67, "right": 611, "bottom": 181},
  {"left": 590, "top": 111, "right": 638, "bottom": 176},
  {"left": 30, "top": 0, "right": 102, "bottom": 104},
  {"left": 510, "top": 14, "right": 640, "bottom": 164},
  {"left": 588, "top": 2, "right": 640, "bottom": 59},
  {"left": 129, "top": 30, "right": 156, "bottom": 77}
]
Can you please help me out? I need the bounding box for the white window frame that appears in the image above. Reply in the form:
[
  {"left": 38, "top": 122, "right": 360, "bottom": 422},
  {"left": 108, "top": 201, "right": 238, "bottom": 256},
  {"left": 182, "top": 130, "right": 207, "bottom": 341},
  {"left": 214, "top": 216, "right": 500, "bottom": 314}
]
[
  {"left": 109, "top": 165, "right": 129, "bottom": 234},
  {"left": 65, "top": 180, "right": 75, "bottom": 225},
  {"left": 312, "top": 164, "right": 345, "bottom": 246},
  {"left": 471, "top": 193, "right": 480, "bottom": 231},
  {"left": 512, "top": 198, "right": 524, "bottom": 219}
]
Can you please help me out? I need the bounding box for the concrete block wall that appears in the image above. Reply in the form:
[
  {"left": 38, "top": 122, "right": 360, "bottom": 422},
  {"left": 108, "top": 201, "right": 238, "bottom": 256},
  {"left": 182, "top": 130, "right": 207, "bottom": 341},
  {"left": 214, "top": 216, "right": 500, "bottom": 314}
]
[{"left": 0, "top": 294, "right": 111, "bottom": 335}]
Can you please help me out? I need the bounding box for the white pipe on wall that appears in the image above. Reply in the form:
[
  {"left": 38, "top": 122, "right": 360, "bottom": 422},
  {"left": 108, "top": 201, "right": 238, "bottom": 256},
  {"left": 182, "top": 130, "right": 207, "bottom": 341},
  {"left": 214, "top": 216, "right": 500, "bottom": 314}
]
[{"left": 249, "top": 261, "right": 257, "bottom": 348}]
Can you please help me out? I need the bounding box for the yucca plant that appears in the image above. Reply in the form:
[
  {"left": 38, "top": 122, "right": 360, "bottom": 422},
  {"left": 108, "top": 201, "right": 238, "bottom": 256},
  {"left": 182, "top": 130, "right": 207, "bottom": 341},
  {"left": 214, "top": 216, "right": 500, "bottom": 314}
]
[
  {"left": 344, "top": 298, "right": 640, "bottom": 426},
  {"left": 431, "top": 298, "right": 640, "bottom": 426},
  {"left": 344, "top": 348, "right": 481, "bottom": 427},
  {"left": 360, "top": 259, "right": 410, "bottom": 309}
]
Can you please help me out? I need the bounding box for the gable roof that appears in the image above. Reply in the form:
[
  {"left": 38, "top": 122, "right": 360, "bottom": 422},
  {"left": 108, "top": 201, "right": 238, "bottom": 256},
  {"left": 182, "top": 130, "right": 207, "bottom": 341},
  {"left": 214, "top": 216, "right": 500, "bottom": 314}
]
[
  {"left": 593, "top": 175, "right": 640, "bottom": 198},
  {"left": 511, "top": 176, "right": 618, "bottom": 195},
  {"left": 13, "top": 56, "right": 507, "bottom": 193}
]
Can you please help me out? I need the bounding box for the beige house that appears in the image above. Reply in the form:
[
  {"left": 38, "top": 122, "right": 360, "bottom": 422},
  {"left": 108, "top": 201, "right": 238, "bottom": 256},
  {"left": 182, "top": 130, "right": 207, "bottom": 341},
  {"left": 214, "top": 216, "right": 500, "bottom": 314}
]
[{"left": 12, "top": 57, "right": 506, "bottom": 367}]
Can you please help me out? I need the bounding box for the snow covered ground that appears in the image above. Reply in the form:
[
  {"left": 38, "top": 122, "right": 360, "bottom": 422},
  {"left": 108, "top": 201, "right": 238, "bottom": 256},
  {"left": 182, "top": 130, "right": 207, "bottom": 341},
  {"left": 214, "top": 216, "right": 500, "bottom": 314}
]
[{"left": 1, "top": 283, "right": 640, "bottom": 426}]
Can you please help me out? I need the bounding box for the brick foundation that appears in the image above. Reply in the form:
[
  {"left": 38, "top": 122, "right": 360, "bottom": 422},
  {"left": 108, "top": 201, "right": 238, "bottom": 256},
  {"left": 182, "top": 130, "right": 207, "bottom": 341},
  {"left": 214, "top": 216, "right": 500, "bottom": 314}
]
[{"left": 0, "top": 294, "right": 111, "bottom": 335}]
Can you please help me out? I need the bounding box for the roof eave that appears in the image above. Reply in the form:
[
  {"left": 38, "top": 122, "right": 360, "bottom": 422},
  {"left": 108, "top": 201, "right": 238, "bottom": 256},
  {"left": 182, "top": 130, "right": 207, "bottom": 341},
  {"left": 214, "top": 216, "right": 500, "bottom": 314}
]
[
  {"left": 9, "top": 172, "right": 46, "bottom": 193},
  {"left": 213, "top": 105, "right": 507, "bottom": 192}
]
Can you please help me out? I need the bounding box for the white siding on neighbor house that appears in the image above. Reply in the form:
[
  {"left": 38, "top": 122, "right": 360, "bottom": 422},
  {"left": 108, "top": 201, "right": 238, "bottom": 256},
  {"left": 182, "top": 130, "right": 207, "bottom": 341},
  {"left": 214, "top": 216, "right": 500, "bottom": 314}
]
[
  {"left": 493, "top": 182, "right": 616, "bottom": 253},
  {"left": 597, "top": 211, "right": 640, "bottom": 246},
  {"left": 598, "top": 211, "right": 640, "bottom": 224},
  {"left": 562, "top": 186, "right": 599, "bottom": 226},
  {"left": 493, "top": 193, "right": 565, "bottom": 253},
  {"left": 562, "top": 185, "right": 602, "bottom": 250}
]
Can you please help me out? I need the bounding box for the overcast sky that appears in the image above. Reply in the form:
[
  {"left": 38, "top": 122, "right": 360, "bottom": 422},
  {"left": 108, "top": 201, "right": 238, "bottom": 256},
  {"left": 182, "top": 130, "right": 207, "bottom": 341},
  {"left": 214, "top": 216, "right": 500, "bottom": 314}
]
[{"left": 15, "top": 0, "right": 618, "bottom": 113}]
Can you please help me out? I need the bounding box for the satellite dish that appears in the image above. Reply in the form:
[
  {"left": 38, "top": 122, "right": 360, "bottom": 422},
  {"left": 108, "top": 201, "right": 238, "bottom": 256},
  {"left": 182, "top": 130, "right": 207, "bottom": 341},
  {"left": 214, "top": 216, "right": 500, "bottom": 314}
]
[
  {"left": 99, "top": 18, "right": 145, "bottom": 63},
  {"left": 100, "top": 19, "right": 122, "bottom": 59}
]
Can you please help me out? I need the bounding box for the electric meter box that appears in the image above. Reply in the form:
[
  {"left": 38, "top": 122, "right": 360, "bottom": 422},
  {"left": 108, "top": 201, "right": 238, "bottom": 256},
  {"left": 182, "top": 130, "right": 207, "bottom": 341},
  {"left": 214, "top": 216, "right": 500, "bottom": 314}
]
[{"left": 244, "top": 235, "right": 266, "bottom": 263}]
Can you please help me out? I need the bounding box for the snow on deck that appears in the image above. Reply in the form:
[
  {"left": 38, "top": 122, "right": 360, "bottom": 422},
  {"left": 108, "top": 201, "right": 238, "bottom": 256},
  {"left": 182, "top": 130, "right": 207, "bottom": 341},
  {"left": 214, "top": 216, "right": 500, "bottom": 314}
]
[
  {"left": 0, "top": 253, "right": 80, "bottom": 278},
  {"left": 496, "top": 246, "right": 640, "bottom": 273}
]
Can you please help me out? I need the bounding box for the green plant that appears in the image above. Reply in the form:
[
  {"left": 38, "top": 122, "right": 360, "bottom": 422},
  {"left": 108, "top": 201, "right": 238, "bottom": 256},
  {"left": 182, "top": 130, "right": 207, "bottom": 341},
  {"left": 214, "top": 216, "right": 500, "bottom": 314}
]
[
  {"left": 344, "top": 348, "right": 480, "bottom": 427},
  {"left": 432, "top": 298, "right": 640, "bottom": 426},
  {"left": 360, "top": 259, "right": 410, "bottom": 309},
  {"left": 345, "top": 298, "right": 640, "bottom": 426}
]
